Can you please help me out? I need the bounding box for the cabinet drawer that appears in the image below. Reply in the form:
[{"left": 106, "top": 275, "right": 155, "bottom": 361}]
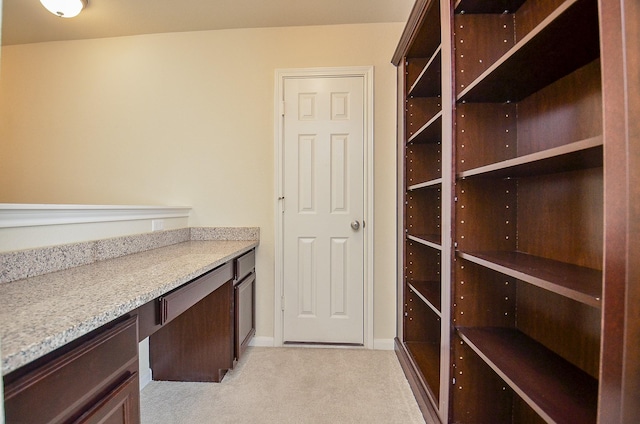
[
  {"left": 4, "top": 316, "right": 139, "bottom": 424},
  {"left": 235, "top": 249, "right": 255, "bottom": 282},
  {"left": 160, "top": 262, "right": 233, "bottom": 324}
]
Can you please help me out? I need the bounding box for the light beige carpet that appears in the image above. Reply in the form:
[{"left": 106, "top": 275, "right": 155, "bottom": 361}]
[{"left": 141, "top": 346, "right": 425, "bottom": 424}]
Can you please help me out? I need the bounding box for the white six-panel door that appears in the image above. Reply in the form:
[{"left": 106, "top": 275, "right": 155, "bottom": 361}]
[{"left": 282, "top": 76, "right": 365, "bottom": 344}]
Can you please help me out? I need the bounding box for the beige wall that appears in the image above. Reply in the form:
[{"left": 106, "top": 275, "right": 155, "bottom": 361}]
[{"left": 0, "top": 22, "right": 403, "bottom": 344}]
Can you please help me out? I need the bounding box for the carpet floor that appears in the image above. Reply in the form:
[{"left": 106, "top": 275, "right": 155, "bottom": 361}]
[{"left": 141, "top": 346, "right": 425, "bottom": 424}]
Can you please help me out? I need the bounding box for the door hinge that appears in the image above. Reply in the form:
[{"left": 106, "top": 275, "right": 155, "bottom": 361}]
[
  {"left": 280, "top": 101, "right": 285, "bottom": 116},
  {"left": 278, "top": 196, "right": 285, "bottom": 213},
  {"left": 281, "top": 296, "right": 285, "bottom": 311}
]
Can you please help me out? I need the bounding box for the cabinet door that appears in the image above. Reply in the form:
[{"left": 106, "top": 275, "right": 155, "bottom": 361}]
[
  {"left": 74, "top": 373, "right": 139, "bottom": 424},
  {"left": 235, "top": 272, "right": 256, "bottom": 361}
]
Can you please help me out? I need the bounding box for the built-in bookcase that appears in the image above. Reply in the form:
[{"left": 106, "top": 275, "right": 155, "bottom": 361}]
[{"left": 393, "top": 0, "right": 638, "bottom": 422}]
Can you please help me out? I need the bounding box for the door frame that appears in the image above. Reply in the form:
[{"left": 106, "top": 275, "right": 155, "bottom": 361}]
[{"left": 274, "top": 66, "right": 374, "bottom": 348}]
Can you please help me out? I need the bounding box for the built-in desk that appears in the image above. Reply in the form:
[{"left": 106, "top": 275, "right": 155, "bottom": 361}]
[{"left": 0, "top": 239, "right": 257, "bottom": 423}]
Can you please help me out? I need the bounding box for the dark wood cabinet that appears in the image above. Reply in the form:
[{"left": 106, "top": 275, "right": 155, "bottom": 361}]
[
  {"left": 234, "top": 272, "right": 255, "bottom": 361},
  {"left": 233, "top": 249, "right": 256, "bottom": 362},
  {"left": 3, "top": 316, "right": 139, "bottom": 424},
  {"left": 149, "top": 262, "right": 235, "bottom": 382},
  {"left": 393, "top": 0, "right": 639, "bottom": 422}
]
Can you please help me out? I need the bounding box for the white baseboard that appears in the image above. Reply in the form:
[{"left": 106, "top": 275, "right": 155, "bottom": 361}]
[
  {"left": 249, "top": 336, "right": 275, "bottom": 347},
  {"left": 373, "top": 339, "right": 395, "bottom": 351},
  {"left": 139, "top": 367, "right": 153, "bottom": 391}
]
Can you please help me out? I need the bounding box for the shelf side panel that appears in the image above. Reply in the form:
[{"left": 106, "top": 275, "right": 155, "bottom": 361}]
[
  {"left": 456, "top": 178, "right": 517, "bottom": 252},
  {"left": 454, "top": 13, "right": 515, "bottom": 94},
  {"left": 406, "top": 97, "right": 442, "bottom": 143},
  {"left": 407, "top": 142, "right": 442, "bottom": 185},
  {"left": 456, "top": 103, "right": 517, "bottom": 172},
  {"left": 406, "top": 186, "right": 442, "bottom": 238},
  {"left": 451, "top": 333, "right": 514, "bottom": 423},
  {"left": 454, "top": 259, "right": 517, "bottom": 328},
  {"left": 406, "top": 241, "right": 442, "bottom": 287}
]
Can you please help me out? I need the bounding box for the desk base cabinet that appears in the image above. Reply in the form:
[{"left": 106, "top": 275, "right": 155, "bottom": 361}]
[
  {"left": 3, "top": 316, "right": 140, "bottom": 424},
  {"left": 150, "top": 280, "right": 234, "bottom": 383}
]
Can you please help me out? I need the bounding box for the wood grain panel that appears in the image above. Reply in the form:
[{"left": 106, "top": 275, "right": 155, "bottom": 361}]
[
  {"left": 150, "top": 281, "right": 234, "bottom": 383},
  {"left": 517, "top": 167, "right": 603, "bottom": 269},
  {"left": 406, "top": 97, "right": 442, "bottom": 142},
  {"left": 455, "top": 178, "right": 517, "bottom": 252},
  {"left": 517, "top": 59, "right": 602, "bottom": 156},
  {"left": 406, "top": 185, "right": 442, "bottom": 238},
  {"left": 406, "top": 241, "right": 441, "bottom": 284},
  {"left": 404, "top": 287, "right": 441, "bottom": 344},
  {"left": 407, "top": 142, "right": 442, "bottom": 184},
  {"left": 451, "top": 334, "right": 514, "bottom": 423},
  {"left": 454, "top": 14, "right": 515, "bottom": 92},
  {"left": 454, "top": 258, "right": 516, "bottom": 328},
  {"left": 517, "top": 282, "right": 601, "bottom": 378},
  {"left": 456, "top": 103, "right": 517, "bottom": 171},
  {"left": 515, "top": 0, "right": 567, "bottom": 41}
]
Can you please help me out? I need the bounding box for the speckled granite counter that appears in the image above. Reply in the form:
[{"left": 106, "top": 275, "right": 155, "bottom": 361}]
[{"left": 0, "top": 237, "right": 258, "bottom": 376}]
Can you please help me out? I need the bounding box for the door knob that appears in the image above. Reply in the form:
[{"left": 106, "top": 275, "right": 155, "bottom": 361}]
[{"left": 351, "top": 220, "right": 361, "bottom": 231}]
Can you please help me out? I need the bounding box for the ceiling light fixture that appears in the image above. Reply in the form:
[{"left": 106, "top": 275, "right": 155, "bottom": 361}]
[{"left": 40, "top": 0, "right": 87, "bottom": 18}]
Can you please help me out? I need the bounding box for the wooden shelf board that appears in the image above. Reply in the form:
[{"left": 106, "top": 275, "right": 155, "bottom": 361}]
[
  {"left": 457, "top": 327, "right": 598, "bottom": 424},
  {"left": 455, "top": 0, "right": 526, "bottom": 14},
  {"left": 408, "top": 178, "right": 443, "bottom": 191},
  {"left": 458, "top": 251, "right": 602, "bottom": 308},
  {"left": 457, "top": 0, "right": 600, "bottom": 103},
  {"left": 407, "top": 110, "right": 442, "bottom": 145},
  {"left": 407, "top": 234, "right": 442, "bottom": 250},
  {"left": 458, "top": 136, "right": 603, "bottom": 179},
  {"left": 408, "top": 46, "right": 442, "bottom": 98},
  {"left": 405, "top": 341, "right": 441, "bottom": 404},
  {"left": 408, "top": 281, "right": 442, "bottom": 315}
]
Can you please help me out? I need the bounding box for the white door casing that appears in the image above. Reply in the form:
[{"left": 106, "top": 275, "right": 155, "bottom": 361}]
[{"left": 274, "top": 67, "right": 374, "bottom": 348}]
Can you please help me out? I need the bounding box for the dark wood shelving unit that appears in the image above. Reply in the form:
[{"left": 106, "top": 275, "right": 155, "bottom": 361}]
[
  {"left": 395, "top": 0, "right": 448, "bottom": 420},
  {"left": 408, "top": 280, "right": 442, "bottom": 314},
  {"left": 407, "top": 110, "right": 442, "bottom": 145},
  {"left": 457, "top": 251, "right": 602, "bottom": 307},
  {"left": 458, "top": 327, "right": 598, "bottom": 424},
  {"left": 456, "top": 0, "right": 600, "bottom": 103},
  {"left": 454, "top": 0, "right": 526, "bottom": 14},
  {"left": 405, "top": 341, "right": 441, "bottom": 402},
  {"left": 409, "top": 47, "right": 442, "bottom": 97},
  {"left": 408, "top": 177, "right": 442, "bottom": 190},
  {"left": 394, "top": 0, "right": 638, "bottom": 422},
  {"left": 407, "top": 233, "right": 442, "bottom": 249},
  {"left": 458, "top": 137, "right": 602, "bottom": 179}
]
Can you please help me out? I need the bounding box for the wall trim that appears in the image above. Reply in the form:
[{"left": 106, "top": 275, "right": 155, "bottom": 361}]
[
  {"left": 0, "top": 204, "right": 191, "bottom": 228},
  {"left": 373, "top": 339, "right": 396, "bottom": 351},
  {"left": 249, "top": 336, "right": 275, "bottom": 347}
]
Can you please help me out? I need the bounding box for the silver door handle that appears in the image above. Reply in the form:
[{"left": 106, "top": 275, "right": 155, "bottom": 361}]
[{"left": 351, "top": 220, "right": 361, "bottom": 231}]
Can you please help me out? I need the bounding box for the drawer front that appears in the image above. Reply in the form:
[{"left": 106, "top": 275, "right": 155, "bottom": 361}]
[
  {"left": 235, "top": 249, "right": 255, "bottom": 282},
  {"left": 4, "top": 316, "right": 139, "bottom": 424},
  {"left": 160, "top": 262, "right": 233, "bottom": 324}
]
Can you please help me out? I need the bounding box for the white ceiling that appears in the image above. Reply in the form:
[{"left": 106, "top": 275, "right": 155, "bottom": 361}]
[{"left": 1, "top": 0, "right": 415, "bottom": 46}]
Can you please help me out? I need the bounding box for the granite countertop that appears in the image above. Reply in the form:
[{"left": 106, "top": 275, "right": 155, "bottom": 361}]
[{"left": 0, "top": 239, "right": 257, "bottom": 376}]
